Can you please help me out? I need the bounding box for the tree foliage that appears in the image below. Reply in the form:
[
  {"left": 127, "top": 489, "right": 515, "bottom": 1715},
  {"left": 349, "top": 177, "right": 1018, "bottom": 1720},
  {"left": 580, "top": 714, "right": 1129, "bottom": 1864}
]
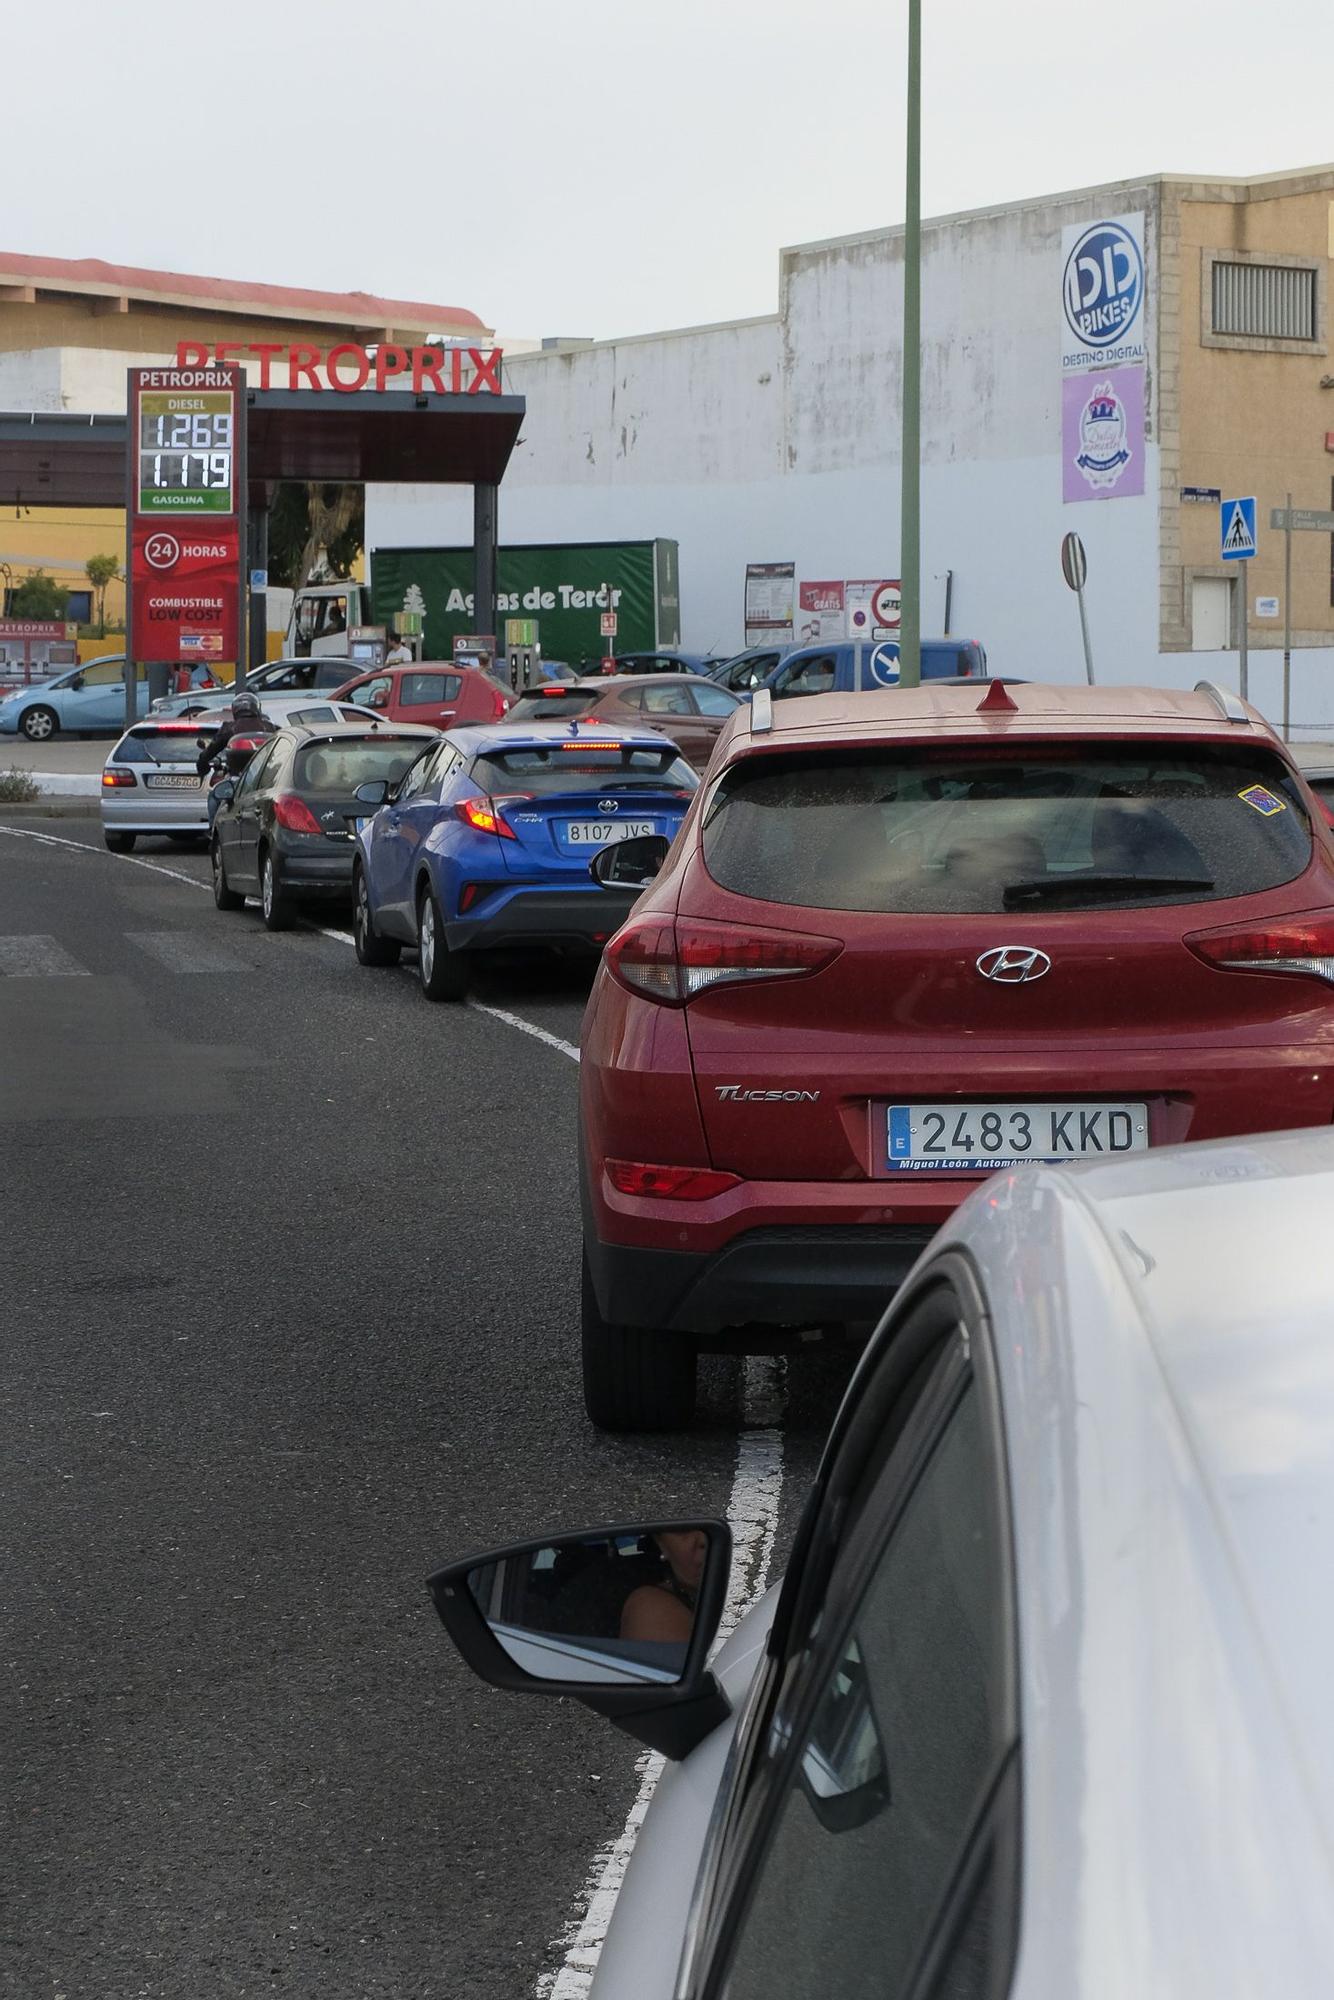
[
  {"left": 9, "top": 569, "right": 67, "bottom": 618},
  {"left": 84, "top": 553, "right": 121, "bottom": 635},
  {"left": 267, "top": 483, "right": 365, "bottom": 591}
]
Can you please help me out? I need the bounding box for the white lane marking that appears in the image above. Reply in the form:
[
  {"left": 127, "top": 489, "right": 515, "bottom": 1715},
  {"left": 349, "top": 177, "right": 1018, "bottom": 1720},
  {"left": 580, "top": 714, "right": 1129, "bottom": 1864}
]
[
  {"left": 0, "top": 934, "right": 89, "bottom": 977},
  {"left": 467, "top": 998, "right": 581, "bottom": 1064},
  {"left": 539, "top": 1356, "right": 787, "bottom": 2000},
  {"left": 0, "top": 823, "right": 210, "bottom": 890}
]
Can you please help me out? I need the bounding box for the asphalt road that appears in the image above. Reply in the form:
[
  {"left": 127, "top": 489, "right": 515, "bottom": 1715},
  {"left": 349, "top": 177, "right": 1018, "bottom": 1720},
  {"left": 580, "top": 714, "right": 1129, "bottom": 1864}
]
[{"left": 0, "top": 823, "right": 850, "bottom": 2000}]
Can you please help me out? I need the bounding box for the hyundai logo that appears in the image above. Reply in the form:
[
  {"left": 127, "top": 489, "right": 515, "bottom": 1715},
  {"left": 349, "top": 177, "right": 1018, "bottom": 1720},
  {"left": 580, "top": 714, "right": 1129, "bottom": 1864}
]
[
  {"left": 976, "top": 946, "right": 1052, "bottom": 985},
  {"left": 597, "top": 798, "right": 619, "bottom": 812}
]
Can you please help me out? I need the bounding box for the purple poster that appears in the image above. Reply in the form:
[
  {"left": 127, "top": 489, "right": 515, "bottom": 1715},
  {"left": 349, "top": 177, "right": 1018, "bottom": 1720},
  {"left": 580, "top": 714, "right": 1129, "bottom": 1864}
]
[{"left": 1062, "top": 366, "right": 1145, "bottom": 503}]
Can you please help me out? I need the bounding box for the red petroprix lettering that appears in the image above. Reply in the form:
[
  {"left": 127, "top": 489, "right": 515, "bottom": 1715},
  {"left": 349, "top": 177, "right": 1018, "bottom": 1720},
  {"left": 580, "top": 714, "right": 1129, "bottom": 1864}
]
[{"left": 173, "top": 342, "right": 503, "bottom": 393}]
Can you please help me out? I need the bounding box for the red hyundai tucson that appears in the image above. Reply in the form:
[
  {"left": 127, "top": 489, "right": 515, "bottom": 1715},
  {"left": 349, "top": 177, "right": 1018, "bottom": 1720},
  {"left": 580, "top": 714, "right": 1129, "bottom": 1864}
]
[{"left": 579, "top": 679, "right": 1334, "bottom": 1429}]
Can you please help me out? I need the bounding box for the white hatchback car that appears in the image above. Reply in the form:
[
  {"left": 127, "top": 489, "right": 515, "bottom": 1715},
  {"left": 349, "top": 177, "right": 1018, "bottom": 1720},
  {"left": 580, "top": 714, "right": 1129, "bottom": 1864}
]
[{"left": 431, "top": 1127, "right": 1334, "bottom": 1998}]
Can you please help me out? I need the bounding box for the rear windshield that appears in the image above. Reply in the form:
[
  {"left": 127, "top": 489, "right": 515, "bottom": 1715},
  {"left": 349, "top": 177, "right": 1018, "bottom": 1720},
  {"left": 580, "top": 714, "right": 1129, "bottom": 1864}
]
[
  {"left": 472, "top": 744, "right": 697, "bottom": 796},
  {"left": 703, "top": 744, "right": 1313, "bottom": 913},
  {"left": 293, "top": 737, "right": 428, "bottom": 795},
  {"left": 115, "top": 730, "right": 206, "bottom": 766},
  {"left": 508, "top": 692, "right": 595, "bottom": 721}
]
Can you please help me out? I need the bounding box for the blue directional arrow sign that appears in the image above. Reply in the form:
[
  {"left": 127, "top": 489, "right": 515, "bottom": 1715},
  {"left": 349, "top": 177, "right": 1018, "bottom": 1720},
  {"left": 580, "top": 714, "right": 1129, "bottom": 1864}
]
[
  {"left": 1220, "top": 496, "right": 1257, "bottom": 562},
  {"left": 868, "top": 642, "right": 901, "bottom": 687}
]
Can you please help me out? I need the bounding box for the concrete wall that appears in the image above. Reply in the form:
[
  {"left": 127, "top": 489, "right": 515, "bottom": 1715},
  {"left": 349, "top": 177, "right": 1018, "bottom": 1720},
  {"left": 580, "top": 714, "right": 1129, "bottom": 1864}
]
[{"left": 368, "top": 179, "right": 1167, "bottom": 683}]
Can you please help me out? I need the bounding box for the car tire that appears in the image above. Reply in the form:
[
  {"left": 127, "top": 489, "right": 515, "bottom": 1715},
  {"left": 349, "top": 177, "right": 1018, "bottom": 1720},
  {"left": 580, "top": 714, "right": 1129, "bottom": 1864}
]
[
  {"left": 353, "top": 862, "right": 400, "bottom": 967},
  {"left": 580, "top": 1246, "right": 697, "bottom": 1431},
  {"left": 417, "top": 881, "right": 469, "bottom": 1000},
  {"left": 21, "top": 705, "right": 57, "bottom": 742},
  {"left": 211, "top": 836, "right": 244, "bottom": 911},
  {"left": 104, "top": 831, "right": 136, "bottom": 853},
  {"left": 259, "top": 848, "right": 295, "bottom": 932}
]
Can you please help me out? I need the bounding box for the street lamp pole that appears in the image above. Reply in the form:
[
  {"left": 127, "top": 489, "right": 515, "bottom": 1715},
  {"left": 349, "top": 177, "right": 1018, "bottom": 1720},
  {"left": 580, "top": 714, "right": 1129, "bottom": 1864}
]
[{"left": 897, "top": 0, "right": 922, "bottom": 688}]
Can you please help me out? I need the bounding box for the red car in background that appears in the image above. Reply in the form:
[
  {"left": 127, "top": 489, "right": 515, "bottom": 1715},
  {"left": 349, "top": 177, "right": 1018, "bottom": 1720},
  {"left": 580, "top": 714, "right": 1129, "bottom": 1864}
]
[
  {"left": 579, "top": 678, "right": 1334, "bottom": 1430},
  {"left": 332, "top": 662, "right": 511, "bottom": 730}
]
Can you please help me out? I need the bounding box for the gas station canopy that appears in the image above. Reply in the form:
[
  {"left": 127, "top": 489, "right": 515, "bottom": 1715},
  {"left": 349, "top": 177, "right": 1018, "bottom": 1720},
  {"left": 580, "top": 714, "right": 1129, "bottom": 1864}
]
[{"left": 0, "top": 387, "right": 526, "bottom": 507}]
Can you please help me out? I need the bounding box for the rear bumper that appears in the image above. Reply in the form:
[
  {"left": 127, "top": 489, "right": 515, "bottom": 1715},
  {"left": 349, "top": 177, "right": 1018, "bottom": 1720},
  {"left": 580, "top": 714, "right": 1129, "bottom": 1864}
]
[
  {"left": 274, "top": 842, "right": 356, "bottom": 896},
  {"left": 585, "top": 1224, "right": 938, "bottom": 1339},
  {"left": 446, "top": 885, "right": 640, "bottom": 953},
  {"left": 101, "top": 794, "right": 208, "bottom": 832}
]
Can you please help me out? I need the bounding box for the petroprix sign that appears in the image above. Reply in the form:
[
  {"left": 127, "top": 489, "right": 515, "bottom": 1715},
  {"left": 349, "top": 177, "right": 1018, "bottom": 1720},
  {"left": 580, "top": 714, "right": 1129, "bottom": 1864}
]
[
  {"left": 173, "top": 341, "right": 504, "bottom": 395},
  {"left": 130, "top": 522, "right": 240, "bottom": 663}
]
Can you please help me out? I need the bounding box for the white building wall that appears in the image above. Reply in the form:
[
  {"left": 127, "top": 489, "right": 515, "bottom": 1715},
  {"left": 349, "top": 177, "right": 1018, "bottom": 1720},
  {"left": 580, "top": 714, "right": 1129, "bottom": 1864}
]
[{"left": 368, "top": 177, "right": 1177, "bottom": 683}]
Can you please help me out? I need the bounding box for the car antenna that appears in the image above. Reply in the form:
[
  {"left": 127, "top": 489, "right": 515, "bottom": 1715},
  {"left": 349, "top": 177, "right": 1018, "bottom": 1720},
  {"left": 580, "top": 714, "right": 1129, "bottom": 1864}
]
[{"left": 977, "top": 680, "right": 1018, "bottom": 713}]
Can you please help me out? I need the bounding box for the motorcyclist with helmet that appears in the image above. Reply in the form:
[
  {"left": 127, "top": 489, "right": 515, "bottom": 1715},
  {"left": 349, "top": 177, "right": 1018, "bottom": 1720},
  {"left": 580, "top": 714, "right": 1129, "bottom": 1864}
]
[{"left": 196, "top": 689, "right": 275, "bottom": 827}]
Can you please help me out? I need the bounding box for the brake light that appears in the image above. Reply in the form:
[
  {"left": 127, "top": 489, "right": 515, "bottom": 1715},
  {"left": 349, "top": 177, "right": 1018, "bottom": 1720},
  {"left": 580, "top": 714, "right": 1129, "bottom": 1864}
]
[
  {"left": 606, "top": 1159, "right": 741, "bottom": 1200},
  {"left": 102, "top": 768, "right": 137, "bottom": 787},
  {"left": 456, "top": 795, "right": 517, "bottom": 839},
  {"left": 1186, "top": 911, "right": 1334, "bottom": 986},
  {"left": 273, "top": 794, "right": 323, "bottom": 834},
  {"left": 605, "top": 918, "right": 842, "bottom": 1006}
]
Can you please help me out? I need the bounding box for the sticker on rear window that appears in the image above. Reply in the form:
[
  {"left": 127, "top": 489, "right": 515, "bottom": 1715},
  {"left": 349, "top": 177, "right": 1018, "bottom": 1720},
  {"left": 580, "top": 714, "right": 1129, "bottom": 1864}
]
[{"left": 1237, "top": 783, "right": 1286, "bottom": 816}]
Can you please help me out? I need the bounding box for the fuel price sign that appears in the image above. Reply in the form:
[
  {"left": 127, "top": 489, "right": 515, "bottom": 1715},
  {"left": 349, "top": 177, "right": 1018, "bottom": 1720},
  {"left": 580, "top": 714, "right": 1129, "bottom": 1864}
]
[{"left": 137, "top": 386, "right": 235, "bottom": 513}]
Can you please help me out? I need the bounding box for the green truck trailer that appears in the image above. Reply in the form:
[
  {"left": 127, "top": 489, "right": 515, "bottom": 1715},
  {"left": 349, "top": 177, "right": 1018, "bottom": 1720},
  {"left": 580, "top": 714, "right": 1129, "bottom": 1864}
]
[{"left": 368, "top": 539, "right": 681, "bottom": 666}]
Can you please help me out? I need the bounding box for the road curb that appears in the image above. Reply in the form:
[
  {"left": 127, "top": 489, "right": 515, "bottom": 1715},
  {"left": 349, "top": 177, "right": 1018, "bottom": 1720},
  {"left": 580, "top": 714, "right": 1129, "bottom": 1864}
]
[{"left": 0, "top": 799, "right": 102, "bottom": 821}]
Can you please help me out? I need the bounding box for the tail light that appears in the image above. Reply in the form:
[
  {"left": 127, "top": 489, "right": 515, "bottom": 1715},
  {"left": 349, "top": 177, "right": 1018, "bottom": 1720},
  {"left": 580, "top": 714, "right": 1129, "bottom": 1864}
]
[
  {"left": 1187, "top": 911, "right": 1334, "bottom": 986},
  {"left": 102, "top": 768, "right": 137, "bottom": 788},
  {"left": 606, "top": 1159, "right": 740, "bottom": 1200},
  {"left": 456, "top": 795, "right": 517, "bottom": 839},
  {"left": 606, "top": 917, "right": 842, "bottom": 1006},
  {"left": 273, "top": 794, "right": 323, "bottom": 835}
]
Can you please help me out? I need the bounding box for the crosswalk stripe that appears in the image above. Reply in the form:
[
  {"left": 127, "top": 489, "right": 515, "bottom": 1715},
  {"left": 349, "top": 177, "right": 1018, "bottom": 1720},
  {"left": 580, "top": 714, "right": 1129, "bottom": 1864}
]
[
  {"left": 125, "top": 930, "right": 249, "bottom": 975},
  {"left": 0, "top": 935, "right": 90, "bottom": 977}
]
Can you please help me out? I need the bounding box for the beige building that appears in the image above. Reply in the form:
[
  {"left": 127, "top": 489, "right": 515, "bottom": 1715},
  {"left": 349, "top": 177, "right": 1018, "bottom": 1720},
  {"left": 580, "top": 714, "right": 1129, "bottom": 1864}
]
[{"left": 1162, "top": 167, "right": 1334, "bottom": 655}]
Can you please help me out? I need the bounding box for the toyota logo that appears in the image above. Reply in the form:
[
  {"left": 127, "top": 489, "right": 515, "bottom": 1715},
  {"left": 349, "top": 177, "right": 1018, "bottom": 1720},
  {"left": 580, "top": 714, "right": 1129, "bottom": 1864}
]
[
  {"left": 976, "top": 946, "right": 1052, "bottom": 985},
  {"left": 598, "top": 798, "right": 619, "bottom": 812}
]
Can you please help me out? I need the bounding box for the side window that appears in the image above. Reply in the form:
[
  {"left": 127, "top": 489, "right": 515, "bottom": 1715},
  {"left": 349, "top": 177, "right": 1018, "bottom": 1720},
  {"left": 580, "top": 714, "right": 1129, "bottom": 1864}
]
[
  {"left": 289, "top": 705, "right": 337, "bottom": 724},
  {"left": 401, "top": 672, "right": 463, "bottom": 707},
  {"left": 236, "top": 738, "right": 279, "bottom": 795},
  {"left": 78, "top": 658, "right": 124, "bottom": 687},
  {"left": 315, "top": 661, "right": 351, "bottom": 689},
  {"left": 691, "top": 683, "right": 739, "bottom": 717},
  {"left": 718, "top": 1365, "right": 1014, "bottom": 2000},
  {"left": 641, "top": 684, "right": 695, "bottom": 716},
  {"left": 775, "top": 653, "right": 837, "bottom": 698},
  {"left": 396, "top": 746, "right": 438, "bottom": 801}
]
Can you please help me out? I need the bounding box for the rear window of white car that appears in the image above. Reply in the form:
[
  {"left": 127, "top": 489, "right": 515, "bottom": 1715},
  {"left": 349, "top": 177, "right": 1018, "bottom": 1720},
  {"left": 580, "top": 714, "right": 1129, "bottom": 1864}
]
[
  {"left": 114, "top": 730, "right": 205, "bottom": 766},
  {"left": 703, "top": 744, "right": 1314, "bottom": 913}
]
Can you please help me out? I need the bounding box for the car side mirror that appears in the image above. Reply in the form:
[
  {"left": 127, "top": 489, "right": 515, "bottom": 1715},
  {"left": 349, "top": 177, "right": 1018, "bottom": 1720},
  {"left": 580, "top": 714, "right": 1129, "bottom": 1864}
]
[
  {"left": 354, "top": 779, "right": 390, "bottom": 807},
  {"left": 370, "top": 688, "right": 389, "bottom": 709},
  {"left": 212, "top": 778, "right": 237, "bottom": 804},
  {"left": 590, "top": 833, "right": 670, "bottom": 890},
  {"left": 70, "top": 675, "right": 85, "bottom": 691},
  {"left": 428, "top": 1520, "right": 732, "bottom": 1761}
]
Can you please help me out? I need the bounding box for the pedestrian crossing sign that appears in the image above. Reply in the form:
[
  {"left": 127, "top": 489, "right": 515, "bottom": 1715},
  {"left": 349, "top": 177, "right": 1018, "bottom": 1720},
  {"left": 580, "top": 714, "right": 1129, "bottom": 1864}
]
[{"left": 1220, "top": 496, "right": 1257, "bottom": 561}]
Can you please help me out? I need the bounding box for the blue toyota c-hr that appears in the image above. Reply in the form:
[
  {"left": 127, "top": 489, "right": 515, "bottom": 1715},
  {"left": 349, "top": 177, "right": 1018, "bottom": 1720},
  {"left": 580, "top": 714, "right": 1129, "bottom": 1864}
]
[{"left": 351, "top": 721, "right": 698, "bottom": 999}]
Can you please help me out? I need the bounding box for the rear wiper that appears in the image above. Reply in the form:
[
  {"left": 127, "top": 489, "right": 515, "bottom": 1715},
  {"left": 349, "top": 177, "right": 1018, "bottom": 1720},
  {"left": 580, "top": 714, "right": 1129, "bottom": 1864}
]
[{"left": 1002, "top": 873, "right": 1214, "bottom": 908}]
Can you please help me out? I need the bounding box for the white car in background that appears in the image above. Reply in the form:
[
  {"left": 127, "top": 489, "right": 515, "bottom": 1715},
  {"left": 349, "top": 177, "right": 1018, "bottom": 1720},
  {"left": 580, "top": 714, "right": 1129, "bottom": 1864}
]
[{"left": 430, "top": 1127, "right": 1334, "bottom": 1998}]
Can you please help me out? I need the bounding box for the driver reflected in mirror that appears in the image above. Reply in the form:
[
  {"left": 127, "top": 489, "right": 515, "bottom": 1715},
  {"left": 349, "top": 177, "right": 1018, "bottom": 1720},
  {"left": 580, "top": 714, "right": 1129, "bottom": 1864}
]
[
  {"left": 466, "top": 1527, "right": 715, "bottom": 1686},
  {"left": 620, "top": 1529, "right": 708, "bottom": 1644}
]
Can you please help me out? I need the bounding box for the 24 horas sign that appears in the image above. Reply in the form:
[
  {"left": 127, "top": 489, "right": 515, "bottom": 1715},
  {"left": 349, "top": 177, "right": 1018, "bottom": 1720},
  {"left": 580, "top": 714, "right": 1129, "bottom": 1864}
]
[{"left": 173, "top": 341, "right": 504, "bottom": 394}]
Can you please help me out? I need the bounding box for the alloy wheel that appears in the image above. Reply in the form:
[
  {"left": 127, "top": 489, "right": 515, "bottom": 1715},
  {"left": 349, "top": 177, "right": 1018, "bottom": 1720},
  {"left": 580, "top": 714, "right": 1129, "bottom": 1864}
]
[{"left": 419, "top": 897, "right": 435, "bottom": 981}]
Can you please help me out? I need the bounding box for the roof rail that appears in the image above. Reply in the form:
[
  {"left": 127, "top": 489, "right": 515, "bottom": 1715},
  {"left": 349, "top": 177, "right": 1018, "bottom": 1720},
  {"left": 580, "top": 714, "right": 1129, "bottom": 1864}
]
[
  {"left": 1194, "top": 680, "right": 1249, "bottom": 724},
  {"left": 751, "top": 688, "right": 773, "bottom": 735}
]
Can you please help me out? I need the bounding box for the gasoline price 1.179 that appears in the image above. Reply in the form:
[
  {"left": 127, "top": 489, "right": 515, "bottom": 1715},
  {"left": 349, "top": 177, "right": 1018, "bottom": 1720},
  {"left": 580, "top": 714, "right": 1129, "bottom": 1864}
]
[{"left": 137, "top": 392, "right": 235, "bottom": 514}]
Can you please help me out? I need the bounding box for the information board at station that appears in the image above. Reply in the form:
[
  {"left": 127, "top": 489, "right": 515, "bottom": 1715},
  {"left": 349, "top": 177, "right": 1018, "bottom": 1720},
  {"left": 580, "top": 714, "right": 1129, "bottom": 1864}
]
[{"left": 127, "top": 365, "right": 245, "bottom": 674}]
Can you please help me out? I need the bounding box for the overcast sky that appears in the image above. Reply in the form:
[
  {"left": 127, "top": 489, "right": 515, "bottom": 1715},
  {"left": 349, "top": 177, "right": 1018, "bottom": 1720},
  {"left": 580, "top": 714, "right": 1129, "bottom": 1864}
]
[{"left": 9, "top": 0, "right": 1333, "bottom": 342}]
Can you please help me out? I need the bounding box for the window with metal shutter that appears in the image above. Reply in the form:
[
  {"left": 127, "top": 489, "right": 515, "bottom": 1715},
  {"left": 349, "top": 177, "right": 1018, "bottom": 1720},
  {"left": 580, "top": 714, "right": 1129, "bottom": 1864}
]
[{"left": 1212, "top": 261, "right": 1317, "bottom": 339}]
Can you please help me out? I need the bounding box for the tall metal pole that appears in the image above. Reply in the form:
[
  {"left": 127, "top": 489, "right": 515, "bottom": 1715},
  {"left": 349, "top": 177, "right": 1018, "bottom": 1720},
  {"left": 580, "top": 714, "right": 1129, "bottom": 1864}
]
[
  {"left": 1237, "top": 560, "right": 1249, "bottom": 704},
  {"left": 897, "top": 0, "right": 922, "bottom": 688},
  {"left": 1282, "top": 490, "right": 1293, "bottom": 740},
  {"left": 1075, "top": 582, "right": 1095, "bottom": 684}
]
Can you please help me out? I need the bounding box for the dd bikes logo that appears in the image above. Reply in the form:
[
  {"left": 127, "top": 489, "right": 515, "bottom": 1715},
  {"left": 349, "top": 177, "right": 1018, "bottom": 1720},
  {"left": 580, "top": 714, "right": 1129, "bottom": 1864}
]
[
  {"left": 144, "top": 531, "right": 181, "bottom": 571},
  {"left": 1075, "top": 381, "right": 1132, "bottom": 492},
  {"left": 1063, "top": 221, "right": 1144, "bottom": 348}
]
